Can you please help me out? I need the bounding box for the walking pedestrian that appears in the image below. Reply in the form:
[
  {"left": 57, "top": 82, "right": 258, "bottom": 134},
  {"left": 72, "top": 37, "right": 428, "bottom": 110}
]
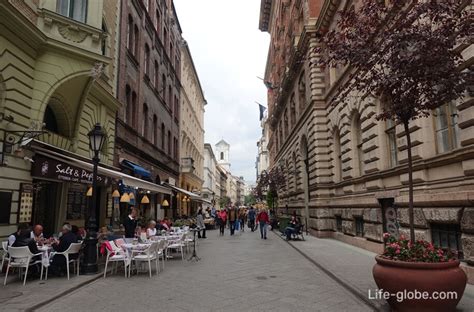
[
  {"left": 248, "top": 206, "right": 256, "bottom": 232},
  {"left": 218, "top": 209, "right": 227, "bottom": 236},
  {"left": 196, "top": 209, "right": 206, "bottom": 239},
  {"left": 228, "top": 205, "right": 238, "bottom": 235},
  {"left": 256, "top": 208, "right": 270, "bottom": 239},
  {"left": 239, "top": 208, "right": 246, "bottom": 232}
]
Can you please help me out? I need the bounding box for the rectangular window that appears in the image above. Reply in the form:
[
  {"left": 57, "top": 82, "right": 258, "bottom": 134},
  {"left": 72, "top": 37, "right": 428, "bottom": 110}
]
[
  {"left": 355, "top": 216, "right": 364, "bottom": 237},
  {"left": 431, "top": 223, "right": 463, "bottom": 259},
  {"left": 336, "top": 215, "right": 342, "bottom": 232},
  {"left": 435, "top": 103, "right": 459, "bottom": 153},
  {"left": 57, "top": 0, "right": 87, "bottom": 23},
  {"left": 385, "top": 119, "right": 398, "bottom": 167},
  {"left": 0, "top": 191, "right": 13, "bottom": 224}
]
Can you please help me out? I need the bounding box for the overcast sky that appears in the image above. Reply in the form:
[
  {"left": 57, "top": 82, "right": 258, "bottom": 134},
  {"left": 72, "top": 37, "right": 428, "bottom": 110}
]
[{"left": 174, "top": 0, "right": 270, "bottom": 184}]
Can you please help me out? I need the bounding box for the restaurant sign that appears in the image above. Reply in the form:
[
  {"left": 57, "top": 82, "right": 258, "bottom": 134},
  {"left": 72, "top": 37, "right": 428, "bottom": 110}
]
[{"left": 32, "top": 155, "right": 108, "bottom": 185}]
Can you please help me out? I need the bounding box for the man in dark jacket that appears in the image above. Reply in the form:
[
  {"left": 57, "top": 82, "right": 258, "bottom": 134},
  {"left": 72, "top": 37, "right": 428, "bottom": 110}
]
[
  {"left": 50, "top": 224, "right": 78, "bottom": 275},
  {"left": 227, "top": 205, "right": 238, "bottom": 236},
  {"left": 12, "top": 228, "right": 40, "bottom": 256},
  {"left": 124, "top": 207, "right": 138, "bottom": 238}
]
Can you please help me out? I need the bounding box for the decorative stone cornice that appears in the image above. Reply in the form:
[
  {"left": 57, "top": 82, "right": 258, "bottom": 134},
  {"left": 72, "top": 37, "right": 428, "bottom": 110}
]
[{"left": 259, "top": 0, "right": 273, "bottom": 32}]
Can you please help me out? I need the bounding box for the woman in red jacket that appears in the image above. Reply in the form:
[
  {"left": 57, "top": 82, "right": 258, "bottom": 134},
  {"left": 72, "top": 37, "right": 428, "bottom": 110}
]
[
  {"left": 256, "top": 209, "right": 270, "bottom": 239},
  {"left": 218, "top": 209, "right": 227, "bottom": 236}
]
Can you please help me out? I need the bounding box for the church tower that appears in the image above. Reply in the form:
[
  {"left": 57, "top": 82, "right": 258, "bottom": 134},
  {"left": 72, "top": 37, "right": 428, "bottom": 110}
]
[{"left": 215, "top": 139, "right": 230, "bottom": 172}]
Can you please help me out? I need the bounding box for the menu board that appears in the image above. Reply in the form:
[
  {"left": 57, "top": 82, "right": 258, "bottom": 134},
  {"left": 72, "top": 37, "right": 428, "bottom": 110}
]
[
  {"left": 66, "top": 184, "right": 87, "bottom": 220},
  {"left": 18, "top": 183, "right": 33, "bottom": 223}
]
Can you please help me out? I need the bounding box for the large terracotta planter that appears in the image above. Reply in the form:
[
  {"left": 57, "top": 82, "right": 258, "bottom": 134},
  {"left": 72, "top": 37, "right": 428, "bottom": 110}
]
[{"left": 373, "top": 255, "right": 467, "bottom": 312}]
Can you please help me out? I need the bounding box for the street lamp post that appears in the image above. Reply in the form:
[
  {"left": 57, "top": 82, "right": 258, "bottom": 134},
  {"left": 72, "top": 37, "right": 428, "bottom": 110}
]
[{"left": 82, "top": 123, "right": 106, "bottom": 274}]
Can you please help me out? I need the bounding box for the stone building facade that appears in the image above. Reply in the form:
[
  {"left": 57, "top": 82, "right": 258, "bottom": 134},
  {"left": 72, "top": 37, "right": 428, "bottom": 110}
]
[
  {"left": 259, "top": 0, "right": 474, "bottom": 281},
  {"left": 203, "top": 143, "right": 220, "bottom": 208},
  {"left": 0, "top": 0, "right": 121, "bottom": 237},
  {"left": 178, "top": 41, "right": 206, "bottom": 216},
  {"left": 115, "top": 0, "right": 182, "bottom": 219},
  {"left": 256, "top": 115, "right": 270, "bottom": 179}
]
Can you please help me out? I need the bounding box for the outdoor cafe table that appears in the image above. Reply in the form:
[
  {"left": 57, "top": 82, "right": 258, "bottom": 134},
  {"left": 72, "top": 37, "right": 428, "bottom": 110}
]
[{"left": 37, "top": 244, "right": 52, "bottom": 268}]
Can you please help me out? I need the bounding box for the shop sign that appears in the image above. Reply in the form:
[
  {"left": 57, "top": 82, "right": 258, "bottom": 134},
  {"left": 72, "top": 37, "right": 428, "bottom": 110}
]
[{"left": 32, "top": 155, "right": 108, "bottom": 185}]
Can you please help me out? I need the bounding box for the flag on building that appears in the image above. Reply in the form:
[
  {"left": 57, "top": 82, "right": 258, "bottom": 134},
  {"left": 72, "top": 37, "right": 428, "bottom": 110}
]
[{"left": 259, "top": 104, "right": 266, "bottom": 121}]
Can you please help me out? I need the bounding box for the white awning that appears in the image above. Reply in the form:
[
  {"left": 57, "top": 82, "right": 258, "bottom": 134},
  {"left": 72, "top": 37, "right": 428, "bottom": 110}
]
[
  {"left": 164, "top": 183, "right": 201, "bottom": 200},
  {"left": 33, "top": 144, "right": 171, "bottom": 195}
]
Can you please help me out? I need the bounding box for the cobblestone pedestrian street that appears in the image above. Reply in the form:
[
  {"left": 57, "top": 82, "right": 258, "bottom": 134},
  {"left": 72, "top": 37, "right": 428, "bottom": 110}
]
[{"left": 36, "top": 230, "right": 371, "bottom": 312}]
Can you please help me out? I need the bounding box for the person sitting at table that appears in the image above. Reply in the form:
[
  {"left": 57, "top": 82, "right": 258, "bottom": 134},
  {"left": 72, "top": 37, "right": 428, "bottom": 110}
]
[
  {"left": 146, "top": 220, "right": 157, "bottom": 238},
  {"left": 159, "top": 218, "right": 170, "bottom": 231},
  {"left": 12, "top": 227, "right": 40, "bottom": 256},
  {"left": 50, "top": 224, "right": 78, "bottom": 276},
  {"left": 124, "top": 207, "right": 138, "bottom": 238},
  {"left": 8, "top": 223, "right": 29, "bottom": 246},
  {"left": 71, "top": 225, "right": 83, "bottom": 241},
  {"left": 30, "top": 224, "right": 44, "bottom": 242}
]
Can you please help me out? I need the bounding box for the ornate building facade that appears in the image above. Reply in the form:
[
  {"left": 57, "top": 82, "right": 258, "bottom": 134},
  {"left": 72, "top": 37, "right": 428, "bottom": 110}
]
[
  {"left": 0, "top": 0, "right": 122, "bottom": 237},
  {"left": 115, "top": 0, "right": 182, "bottom": 219},
  {"left": 178, "top": 40, "right": 206, "bottom": 216},
  {"left": 259, "top": 0, "right": 474, "bottom": 281}
]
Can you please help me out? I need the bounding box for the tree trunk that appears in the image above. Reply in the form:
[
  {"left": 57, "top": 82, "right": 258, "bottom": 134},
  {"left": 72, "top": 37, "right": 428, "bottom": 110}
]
[{"left": 404, "top": 121, "right": 415, "bottom": 243}]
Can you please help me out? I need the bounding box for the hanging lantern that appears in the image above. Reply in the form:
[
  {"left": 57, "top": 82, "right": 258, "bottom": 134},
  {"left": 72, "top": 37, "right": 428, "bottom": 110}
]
[
  {"left": 141, "top": 195, "right": 150, "bottom": 204},
  {"left": 112, "top": 189, "right": 120, "bottom": 198},
  {"left": 162, "top": 199, "right": 169, "bottom": 207},
  {"left": 86, "top": 186, "right": 93, "bottom": 197},
  {"left": 129, "top": 192, "right": 135, "bottom": 200},
  {"left": 120, "top": 193, "right": 130, "bottom": 203}
]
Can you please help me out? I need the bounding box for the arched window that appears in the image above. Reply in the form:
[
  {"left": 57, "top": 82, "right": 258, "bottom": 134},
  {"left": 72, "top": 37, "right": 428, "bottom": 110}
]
[
  {"left": 162, "top": 74, "right": 166, "bottom": 100},
  {"left": 385, "top": 119, "right": 398, "bottom": 167},
  {"left": 125, "top": 85, "right": 131, "bottom": 123},
  {"left": 300, "top": 135, "right": 309, "bottom": 196},
  {"left": 435, "top": 103, "right": 459, "bottom": 153},
  {"left": 292, "top": 152, "right": 297, "bottom": 190},
  {"left": 142, "top": 104, "right": 148, "bottom": 138},
  {"left": 351, "top": 112, "right": 364, "bottom": 176},
  {"left": 284, "top": 109, "right": 289, "bottom": 138},
  {"left": 298, "top": 72, "right": 306, "bottom": 112},
  {"left": 161, "top": 123, "right": 165, "bottom": 150},
  {"left": 44, "top": 105, "right": 59, "bottom": 133},
  {"left": 167, "top": 130, "right": 171, "bottom": 155},
  {"left": 144, "top": 44, "right": 150, "bottom": 76},
  {"left": 134, "top": 25, "right": 139, "bottom": 57},
  {"left": 101, "top": 20, "right": 108, "bottom": 56},
  {"left": 155, "top": 10, "right": 161, "bottom": 36},
  {"left": 290, "top": 93, "right": 296, "bottom": 127},
  {"left": 153, "top": 114, "right": 158, "bottom": 145},
  {"left": 154, "top": 61, "right": 159, "bottom": 89},
  {"left": 57, "top": 0, "right": 87, "bottom": 23},
  {"left": 333, "top": 128, "right": 342, "bottom": 182},
  {"left": 127, "top": 15, "right": 133, "bottom": 51},
  {"left": 131, "top": 91, "right": 137, "bottom": 129},
  {"left": 168, "top": 85, "right": 172, "bottom": 107}
]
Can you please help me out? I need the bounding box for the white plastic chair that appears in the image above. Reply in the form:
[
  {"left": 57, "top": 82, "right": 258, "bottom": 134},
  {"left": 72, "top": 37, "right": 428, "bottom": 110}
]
[
  {"left": 3, "top": 246, "right": 44, "bottom": 286},
  {"left": 166, "top": 234, "right": 185, "bottom": 261},
  {"left": 1, "top": 241, "right": 9, "bottom": 272},
  {"left": 129, "top": 242, "right": 158, "bottom": 278},
  {"left": 49, "top": 242, "right": 82, "bottom": 280},
  {"left": 103, "top": 241, "right": 129, "bottom": 278},
  {"left": 155, "top": 240, "right": 167, "bottom": 272}
]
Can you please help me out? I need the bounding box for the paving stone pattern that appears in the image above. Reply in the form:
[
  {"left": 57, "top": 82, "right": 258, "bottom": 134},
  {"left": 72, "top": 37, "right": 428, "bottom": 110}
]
[
  {"left": 35, "top": 229, "right": 371, "bottom": 312},
  {"left": 286, "top": 233, "right": 474, "bottom": 312}
]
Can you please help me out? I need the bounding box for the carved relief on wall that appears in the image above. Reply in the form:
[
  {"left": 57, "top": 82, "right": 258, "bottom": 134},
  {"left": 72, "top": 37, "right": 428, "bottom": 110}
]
[{"left": 58, "top": 25, "right": 88, "bottom": 43}]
